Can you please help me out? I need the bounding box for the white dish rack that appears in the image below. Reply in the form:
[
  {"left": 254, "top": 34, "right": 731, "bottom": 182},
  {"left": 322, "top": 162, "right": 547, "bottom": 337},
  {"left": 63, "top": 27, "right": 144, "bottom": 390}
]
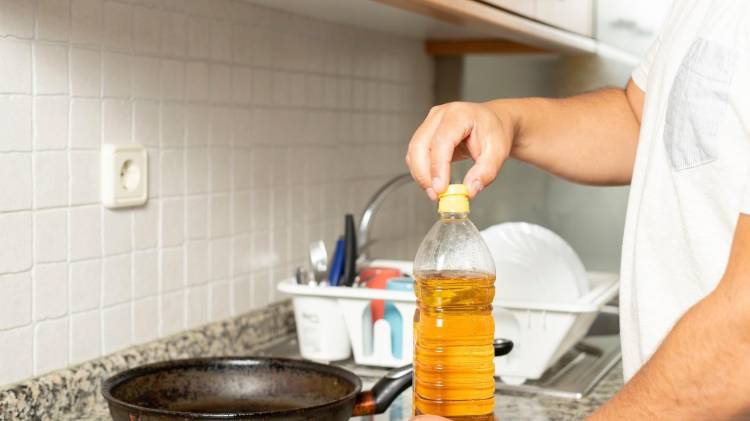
[
  {"left": 278, "top": 279, "right": 417, "bottom": 368},
  {"left": 278, "top": 269, "right": 619, "bottom": 381}
]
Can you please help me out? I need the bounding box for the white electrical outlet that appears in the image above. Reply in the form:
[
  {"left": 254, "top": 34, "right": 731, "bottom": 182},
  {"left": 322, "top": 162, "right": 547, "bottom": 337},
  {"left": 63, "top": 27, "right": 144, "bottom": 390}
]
[{"left": 101, "top": 144, "right": 148, "bottom": 209}]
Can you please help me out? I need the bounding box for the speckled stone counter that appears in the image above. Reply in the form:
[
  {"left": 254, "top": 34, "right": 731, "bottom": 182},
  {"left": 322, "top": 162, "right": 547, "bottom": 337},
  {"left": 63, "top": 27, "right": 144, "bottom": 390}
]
[
  {"left": 0, "top": 301, "right": 294, "bottom": 421},
  {"left": 0, "top": 299, "right": 622, "bottom": 420}
]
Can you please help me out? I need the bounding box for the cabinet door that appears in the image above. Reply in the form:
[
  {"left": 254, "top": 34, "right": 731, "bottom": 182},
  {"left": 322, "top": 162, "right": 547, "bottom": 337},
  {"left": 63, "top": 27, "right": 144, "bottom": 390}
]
[
  {"left": 482, "top": 0, "right": 535, "bottom": 18},
  {"left": 596, "top": 0, "right": 671, "bottom": 56},
  {"left": 535, "top": 0, "right": 593, "bottom": 36}
]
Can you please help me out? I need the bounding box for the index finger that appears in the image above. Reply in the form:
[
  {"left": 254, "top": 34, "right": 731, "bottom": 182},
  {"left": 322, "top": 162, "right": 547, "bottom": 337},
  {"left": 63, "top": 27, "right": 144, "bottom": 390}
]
[
  {"left": 429, "top": 110, "right": 472, "bottom": 195},
  {"left": 407, "top": 107, "right": 444, "bottom": 199}
]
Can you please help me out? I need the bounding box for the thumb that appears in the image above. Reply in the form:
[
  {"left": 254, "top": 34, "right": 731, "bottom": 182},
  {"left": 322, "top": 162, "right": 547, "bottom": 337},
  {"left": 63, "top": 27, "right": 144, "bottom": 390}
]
[{"left": 463, "top": 143, "right": 503, "bottom": 198}]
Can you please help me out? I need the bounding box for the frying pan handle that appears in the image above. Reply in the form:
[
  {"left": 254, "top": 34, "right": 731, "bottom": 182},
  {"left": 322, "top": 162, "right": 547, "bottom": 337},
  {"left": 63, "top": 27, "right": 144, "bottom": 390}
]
[
  {"left": 351, "top": 338, "right": 513, "bottom": 416},
  {"left": 492, "top": 338, "right": 513, "bottom": 356}
]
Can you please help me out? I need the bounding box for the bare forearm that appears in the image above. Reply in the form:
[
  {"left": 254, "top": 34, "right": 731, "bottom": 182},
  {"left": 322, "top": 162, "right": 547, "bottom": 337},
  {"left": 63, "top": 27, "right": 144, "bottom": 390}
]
[
  {"left": 406, "top": 79, "right": 644, "bottom": 198},
  {"left": 591, "top": 217, "right": 750, "bottom": 420},
  {"left": 591, "top": 291, "right": 750, "bottom": 420},
  {"left": 485, "top": 86, "right": 641, "bottom": 185}
]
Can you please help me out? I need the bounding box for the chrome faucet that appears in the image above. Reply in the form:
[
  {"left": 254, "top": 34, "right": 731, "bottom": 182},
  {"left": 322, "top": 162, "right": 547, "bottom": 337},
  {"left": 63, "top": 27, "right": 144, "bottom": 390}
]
[{"left": 358, "top": 172, "right": 414, "bottom": 263}]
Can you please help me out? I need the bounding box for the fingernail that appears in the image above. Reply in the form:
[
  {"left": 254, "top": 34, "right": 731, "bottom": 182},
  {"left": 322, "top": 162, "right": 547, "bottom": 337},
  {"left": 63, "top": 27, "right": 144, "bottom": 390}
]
[
  {"left": 431, "top": 177, "right": 442, "bottom": 193},
  {"left": 472, "top": 180, "right": 482, "bottom": 196},
  {"left": 426, "top": 188, "right": 437, "bottom": 201}
]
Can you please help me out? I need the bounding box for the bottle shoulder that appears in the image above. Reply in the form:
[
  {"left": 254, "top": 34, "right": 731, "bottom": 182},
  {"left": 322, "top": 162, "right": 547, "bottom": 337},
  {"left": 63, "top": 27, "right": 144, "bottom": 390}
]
[{"left": 414, "top": 216, "right": 495, "bottom": 276}]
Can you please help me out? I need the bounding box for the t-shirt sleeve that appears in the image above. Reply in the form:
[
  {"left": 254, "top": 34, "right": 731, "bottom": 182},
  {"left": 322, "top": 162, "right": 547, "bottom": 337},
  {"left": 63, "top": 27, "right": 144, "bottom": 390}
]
[
  {"left": 741, "top": 188, "right": 750, "bottom": 215},
  {"left": 631, "top": 36, "right": 661, "bottom": 91}
]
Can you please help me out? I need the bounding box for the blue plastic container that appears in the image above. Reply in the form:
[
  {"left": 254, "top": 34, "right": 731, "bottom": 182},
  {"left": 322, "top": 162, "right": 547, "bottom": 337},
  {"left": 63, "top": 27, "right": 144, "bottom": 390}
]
[{"left": 384, "top": 277, "right": 414, "bottom": 358}]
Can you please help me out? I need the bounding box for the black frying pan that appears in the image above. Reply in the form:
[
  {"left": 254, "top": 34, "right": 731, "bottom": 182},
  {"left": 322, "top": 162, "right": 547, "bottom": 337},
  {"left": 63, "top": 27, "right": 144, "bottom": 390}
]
[{"left": 102, "top": 339, "right": 513, "bottom": 420}]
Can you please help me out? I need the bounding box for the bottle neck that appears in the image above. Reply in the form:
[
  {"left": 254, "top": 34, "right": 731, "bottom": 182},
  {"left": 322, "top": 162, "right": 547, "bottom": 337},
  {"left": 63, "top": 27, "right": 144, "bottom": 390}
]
[{"left": 439, "top": 211, "right": 469, "bottom": 221}]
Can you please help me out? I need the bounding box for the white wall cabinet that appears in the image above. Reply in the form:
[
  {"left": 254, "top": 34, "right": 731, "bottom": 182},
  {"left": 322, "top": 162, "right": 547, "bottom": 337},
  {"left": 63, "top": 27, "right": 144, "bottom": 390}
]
[
  {"left": 483, "top": 0, "right": 593, "bottom": 36},
  {"left": 596, "top": 0, "right": 672, "bottom": 56},
  {"left": 249, "top": 0, "right": 667, "bottom": 61},
  {"left": 536, "top": 0, "right": 593, "bottom": 36}
]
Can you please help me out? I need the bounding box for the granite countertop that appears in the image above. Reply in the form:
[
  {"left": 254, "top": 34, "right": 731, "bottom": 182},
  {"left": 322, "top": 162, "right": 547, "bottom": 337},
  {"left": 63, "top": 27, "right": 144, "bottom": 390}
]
[
  {"left": 0, "top": 300, "right": 622, "bottom": 420},
  {"left": 0, "top": 301, "right": 295, "bottom": 421}
]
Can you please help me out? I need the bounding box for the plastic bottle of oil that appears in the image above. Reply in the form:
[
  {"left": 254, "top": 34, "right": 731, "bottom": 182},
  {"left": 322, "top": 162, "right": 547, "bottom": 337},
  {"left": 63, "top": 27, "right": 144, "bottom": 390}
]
[{"left": 412, "top": 184, "right": 496, "bottom": 419}]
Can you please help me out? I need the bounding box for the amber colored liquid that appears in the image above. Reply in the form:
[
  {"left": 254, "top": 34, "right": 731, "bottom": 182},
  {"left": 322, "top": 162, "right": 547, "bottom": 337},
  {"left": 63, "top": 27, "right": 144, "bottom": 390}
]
[{"left": 413, "top": 271, "right": 496, "bottom": 420}]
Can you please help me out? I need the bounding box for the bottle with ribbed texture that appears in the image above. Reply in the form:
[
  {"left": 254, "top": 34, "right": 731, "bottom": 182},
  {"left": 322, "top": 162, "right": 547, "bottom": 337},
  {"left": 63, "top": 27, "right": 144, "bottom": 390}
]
[{"left": 412, "top": 184, "right": 496, "bottom": 419}]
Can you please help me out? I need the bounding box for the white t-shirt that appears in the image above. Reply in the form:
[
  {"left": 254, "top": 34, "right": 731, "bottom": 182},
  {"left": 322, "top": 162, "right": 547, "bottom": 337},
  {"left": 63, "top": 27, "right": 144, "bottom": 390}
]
[{"left": 622, "top": 0, "right": 750, "bottom": 379}]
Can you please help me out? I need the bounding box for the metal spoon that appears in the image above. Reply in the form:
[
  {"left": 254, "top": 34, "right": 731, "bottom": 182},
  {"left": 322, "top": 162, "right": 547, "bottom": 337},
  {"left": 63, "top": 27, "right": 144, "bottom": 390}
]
[{"left": 309, "top": 240, "right": 328, "bottom": 284}]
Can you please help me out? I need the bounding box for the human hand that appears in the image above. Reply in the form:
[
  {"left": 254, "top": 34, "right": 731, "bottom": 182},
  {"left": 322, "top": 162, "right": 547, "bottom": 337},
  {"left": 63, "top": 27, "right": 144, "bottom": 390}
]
[{"left": 405, "top": 101, "right": 514, "bottom": 200}]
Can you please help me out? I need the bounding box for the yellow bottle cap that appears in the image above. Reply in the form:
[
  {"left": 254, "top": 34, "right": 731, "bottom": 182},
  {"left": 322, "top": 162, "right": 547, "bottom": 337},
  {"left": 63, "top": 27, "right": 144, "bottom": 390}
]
[{"left": 438, "top": 184, "right": 470, "bottom": 213}]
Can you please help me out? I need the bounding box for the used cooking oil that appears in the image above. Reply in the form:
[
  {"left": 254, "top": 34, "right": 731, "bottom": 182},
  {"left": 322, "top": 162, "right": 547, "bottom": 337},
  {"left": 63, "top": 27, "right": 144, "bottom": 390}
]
[{"left": 413, "top": 184, "right": 496, "bottom": 420}]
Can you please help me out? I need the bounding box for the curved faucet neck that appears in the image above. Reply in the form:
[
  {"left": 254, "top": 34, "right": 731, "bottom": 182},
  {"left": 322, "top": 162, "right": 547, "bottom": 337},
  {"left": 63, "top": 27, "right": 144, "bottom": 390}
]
[{"left": 358, "top": 173, "right": 413, "bottom": 262}]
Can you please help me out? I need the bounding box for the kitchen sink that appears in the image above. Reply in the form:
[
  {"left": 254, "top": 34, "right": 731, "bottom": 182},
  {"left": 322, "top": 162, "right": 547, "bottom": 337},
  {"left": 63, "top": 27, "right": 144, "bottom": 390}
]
[
  {"left": 495, "top": 305, "right": 621, "bottom": 399},
  {"left": 586, "top": 305, "right": 620, "bottom": 335}
]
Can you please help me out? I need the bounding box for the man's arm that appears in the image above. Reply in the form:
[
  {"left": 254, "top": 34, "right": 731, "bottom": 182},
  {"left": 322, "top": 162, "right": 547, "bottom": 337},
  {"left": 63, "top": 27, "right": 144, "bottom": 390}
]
[
  {"left": 589, "top": 214, "right": 750, "bottom": 420},
  {"left": 406, "top": 80, "right": 644, "bottom": 199}
]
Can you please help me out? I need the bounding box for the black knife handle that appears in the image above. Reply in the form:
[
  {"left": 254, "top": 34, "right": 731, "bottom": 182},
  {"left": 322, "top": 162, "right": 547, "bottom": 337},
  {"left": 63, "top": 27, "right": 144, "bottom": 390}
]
[{"left": 341, "top": 214, "right": 358, "bottom": 287}]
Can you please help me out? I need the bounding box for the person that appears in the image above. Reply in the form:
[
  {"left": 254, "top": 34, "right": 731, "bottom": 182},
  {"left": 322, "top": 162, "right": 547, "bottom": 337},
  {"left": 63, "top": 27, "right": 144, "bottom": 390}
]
[{"left": 406, "top": 1, "right": 750, "bottom": 419}]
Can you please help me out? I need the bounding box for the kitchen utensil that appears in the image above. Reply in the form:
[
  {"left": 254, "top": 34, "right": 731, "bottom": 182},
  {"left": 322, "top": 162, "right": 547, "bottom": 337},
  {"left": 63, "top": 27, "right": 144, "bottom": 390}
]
[
  {"left": 480, "top": 222, "right": 590, "bottom": 302},
  {"left": 384, "top": 277, "right": 414, "bottom": 358},
  {"left": 359, "top": 267, "right": 401, "bottom": 321},
  {"left": 294, "top": 266, "right": 316, "bottom": 287},
  {"left": 340, "top": 214, "right": 358, "bottom": 287},
  {"left": 328, "top": 237, "right": 345, "bottom": 286},
  {"left": 295, "top": 266, "right": 304, "bottom": 285},
  {"left": 102, "top": 341, "right": 513, "bottom": 421},
  {"left": 309, "top": 240, "right": 328, "bottom": 284},
  {"left": 293, "top": 296, "right": 351, "bottom": 362},
  {"left": 295, "top": 267, "right": 314, "bottom": 286}
]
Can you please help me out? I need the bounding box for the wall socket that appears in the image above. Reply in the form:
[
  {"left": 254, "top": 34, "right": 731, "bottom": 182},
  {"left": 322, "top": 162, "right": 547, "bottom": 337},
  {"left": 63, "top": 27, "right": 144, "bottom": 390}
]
[{"left": 101, "top": 144, "right": 148, "bottom": 209}]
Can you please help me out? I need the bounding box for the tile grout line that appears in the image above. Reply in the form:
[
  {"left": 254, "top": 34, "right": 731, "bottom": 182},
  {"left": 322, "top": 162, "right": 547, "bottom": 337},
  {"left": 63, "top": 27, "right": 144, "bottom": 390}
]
[
  {"left": 65, "top": 0, "right": 75, "bottom": 367},
  {"left": 29, "top": 0, "right": 39, "bottom": 378}
]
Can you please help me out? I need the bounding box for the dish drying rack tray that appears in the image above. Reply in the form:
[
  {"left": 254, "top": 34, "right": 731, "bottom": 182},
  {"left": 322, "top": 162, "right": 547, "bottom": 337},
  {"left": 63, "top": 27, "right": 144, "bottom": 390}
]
[{"left": 278, "top": 271, "right": 619, "bottom": 371}]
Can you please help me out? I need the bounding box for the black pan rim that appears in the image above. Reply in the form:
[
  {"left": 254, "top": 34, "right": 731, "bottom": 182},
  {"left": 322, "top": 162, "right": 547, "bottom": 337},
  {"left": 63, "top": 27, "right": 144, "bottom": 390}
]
[{"left": 101, "top": 356, "right": 363, "bottom": 419}]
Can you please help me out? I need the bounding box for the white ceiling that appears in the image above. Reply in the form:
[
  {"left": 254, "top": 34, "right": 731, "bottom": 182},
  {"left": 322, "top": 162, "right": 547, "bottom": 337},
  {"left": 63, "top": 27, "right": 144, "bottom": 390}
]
[{"left": 245, "top": 0, "right": 491, "bottom": 39}]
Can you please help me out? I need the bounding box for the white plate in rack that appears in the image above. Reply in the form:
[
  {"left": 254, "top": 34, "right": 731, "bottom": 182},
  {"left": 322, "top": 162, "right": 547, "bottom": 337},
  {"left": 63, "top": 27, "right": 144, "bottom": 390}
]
[{"left": 481, "top": 222, "right": 590, "bottom": 303}]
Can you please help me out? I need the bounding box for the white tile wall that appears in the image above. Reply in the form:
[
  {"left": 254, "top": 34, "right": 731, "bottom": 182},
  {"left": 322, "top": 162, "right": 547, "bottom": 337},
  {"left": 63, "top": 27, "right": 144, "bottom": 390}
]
[
  {"left": 132, "top": 296, "right": 158, "bottom": 342},
  {"left": 0, "top": 153, "right": 32, "bottom": 210},
  {"left": 0, "top": 96, "right": 32, "bottom": 151},
  {"left": 34, "top": 318, "right": 69, "bottom": 373},
  {"left": 33, "top": 262, "right": 68, "bottom": 319},
  {"left": 0, "top": 273, "right": 32, "bottom": 330},
  {"left": 0, "top": 326, "right": 32, "bottom": 385},
  {"left": 0, "top": 39, "right": 32, "bottom": 93},
  {"left": 34, "top": 96, "right": 69, "bottom": 150},
  {"left": 33, "top": 42, "right": 69, "bottom": 95},
  {"left": 36, "top": 0, "right": 70, "bottom": 42},
  {"left": 34, "top": 151, "right": 69, "bottom": 208},
  {"left": 33, "top": 209, "right": 67, "bottom": 262},
  {"left": 70, "top": 259, "right": 101, "bottom": 312},
  {"left": 70, "top": 310, "right": 100, "bottom": 363},
  {"left": 0, "top": 0, "right": 434, "bottom": 387}
]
